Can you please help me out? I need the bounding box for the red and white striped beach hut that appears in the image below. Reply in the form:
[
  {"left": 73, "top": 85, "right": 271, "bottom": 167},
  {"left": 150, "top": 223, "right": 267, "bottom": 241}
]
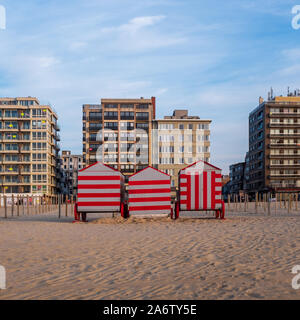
[
  {"left": 176, "top": 160, "right": 225, "bottom": 219},
  {"left": 128, "top": 166, "right": 172, "bottom": 217},
  {"left": 74, "top": 162, "right": 125, "bottom": 222}
]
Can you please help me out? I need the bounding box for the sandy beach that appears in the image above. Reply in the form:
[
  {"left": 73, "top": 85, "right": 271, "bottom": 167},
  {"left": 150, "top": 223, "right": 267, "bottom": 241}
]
[{"left": 0, "top": 210, "right": 300, "bottom": 300}]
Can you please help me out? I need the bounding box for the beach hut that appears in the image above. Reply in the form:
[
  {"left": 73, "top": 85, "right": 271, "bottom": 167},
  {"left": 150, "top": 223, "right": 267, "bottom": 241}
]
[
  {"left": 74, "top": 162, "right": 126, "bottom": 222},
  {"left": 176, "top": 160, "right": 225, "bottom": 219},
  {"left": 128, "top": 166, "right": 172, "bottom": 217}
]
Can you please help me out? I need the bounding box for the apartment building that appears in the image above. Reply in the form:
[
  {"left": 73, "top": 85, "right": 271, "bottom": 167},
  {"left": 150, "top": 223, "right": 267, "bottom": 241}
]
[
  {"left": 248, "top": 91, "right": 300, "bottom": 193},
  {"left": 0, "top": 97, "right": 60, "bottom": 196},
  {"left": 152, "top": 110, "right": 211, "bottom": 196},
  {"left": 82, "top": 97, "right": 156, "bottom": 181},
  {"left": 61, "top": 150, "right": 83, "bottom": 196},
  {"left": 229, "top": 162, "right": 245, "bottom": 195}
]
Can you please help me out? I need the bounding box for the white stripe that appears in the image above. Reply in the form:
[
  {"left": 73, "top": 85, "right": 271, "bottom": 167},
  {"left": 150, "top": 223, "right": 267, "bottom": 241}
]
[
  {"left": 128, "top": 184, "right": 170, "bottom": 190},
  {"left": 180, "top": 178, "right": 187, "bottom": 183},
  {"left": 215, "top": 178, "right": 222, "bottom": 183},
  {"left": 215, "top": 195, "right": 222, "bottom": 200},
  {"left": 207, "top": 171, "right": 211, "bottom": 209},
  {"left": 78, "top": 180, "right": 120, "bottom": 185},
  {"left": 80, "top": 172, "right": 121, "bottom": 177},
  {"left": 129, "top": 193, "right": 170, "bottom": 199},
  {"left": 130, "top": 211, "right": 170, "bottom": 215},
  {"left": 77, "top": 189, "right": 120, "bottom": 194},
  {"left": 77, "top": 206, "right": 120, "bottom": 212},
  {"left": 129, "top": 201, "right": 171, "bottom": 207},
  {"left": 199, "top": 173, "right": 203, "bottom": 209},
  {"left": 180, "top": 195, "right": 187, "bottom": 200},
  {"left": 181, "top": 187, "right": 187, "bottom": 192},
  {"left": 78, "top": 197, "right": 120, "bottom": 202},
  {"left": 191, "top": 175, "right": 195, "bottom": 210},
  {"left": 215, "top": 186, "right": 222, "bottom": 191},
  {"left": 181, "top": 204, "right": 187, "bottom": 210}
]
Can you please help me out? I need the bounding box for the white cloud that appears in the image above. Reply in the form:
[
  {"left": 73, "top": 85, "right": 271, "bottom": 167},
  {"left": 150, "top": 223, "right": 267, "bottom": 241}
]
[
  {"left": 38, "top": 56, "right": 60, "bottom": 68},
  {"left": 122, "top": 15, "right": 166, "bottom": 31}
]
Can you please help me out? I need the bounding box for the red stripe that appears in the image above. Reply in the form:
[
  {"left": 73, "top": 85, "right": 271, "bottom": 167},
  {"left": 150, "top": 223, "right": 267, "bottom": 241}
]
[
  {"left": 203, "top": 171, "right": 207, "bottom": 210},
  {"left": 180, "top": 183, "right": 187, "bottom": 187},
  {"left": 180, "top": 200, "right": 187, "bottom": 204},
  {"left": 129, "top": 197, "right": 171, "bottom": 203},
  {"left": 215, "top": 174, "right": 222, "bottom": 179},
  {"left": 129, "top": 180, "right": 170, "bottom": 186},
  {"left": 211, "top": 171, "right": 216, "bottom": 209},
  {"left": 78, "top": 202, "right": 120, "bottom": 206},
  {"left": 78, "top": 193, "right": 120, "bottom": 198},
  {"left": 195, "top": 173, "right": 199, "bottom": 210},
  {"left": 215, "top": 191, "right": 222, "bottom": 195},
  {"left": 187, "top": 175, "right": 191, "bottom": 210},
  {"left": 180, "top": 191, "right": 188, "bottom": 196},
  {"left": 130, "top": 205, "right": 171, "bottom": 211},
  {"left": 129, "top": 188, "right": 171, "bottom": 194},
  {"left": 78, "top": 176, "right": 120, "bottom": 181},
  {"left": 215, "top": 183, "right": 222, "bottom": 187},
  {"left": 215, "top": 200, "right": 223, "bottom": 204},
  {"left": 78, "top": 184, "right": 120, "bottom": 189}
]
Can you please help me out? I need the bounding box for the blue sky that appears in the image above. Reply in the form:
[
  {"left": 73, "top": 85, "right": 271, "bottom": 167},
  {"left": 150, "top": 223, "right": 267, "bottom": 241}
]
[{"left": 0, "top": 0, "right": 300, "bottom": 173}]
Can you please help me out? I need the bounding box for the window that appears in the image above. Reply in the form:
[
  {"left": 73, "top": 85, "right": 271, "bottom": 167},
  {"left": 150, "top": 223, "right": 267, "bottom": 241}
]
[
  {"left": 120, "top": 104, "right": 134, "bottom": 109},
  {"left": 120, "top": 111, "right": 134, "bottom": 120},
  {"left": 136, "top": 112, "right": 149, "bottom": 120},
  {"left": 120, "top": 122, "right": 134, "bottom": 130},
  {"left": 5, "top": 121, "right": 18, "bottom": 129},
  {"left": 32, "top": 120, "right": 47, "bottom": 129},
  {"left": 4, "top": 110, "right": 18, "bottom": 118},
  {"left": 159, "top": 123, "right": 174, "bottom": 130},
  {"left": 179, "top": 124, "right": 184, "bottom": 130},
  {"left": 198, "top": 124, "right": 209, "bottom": 130},
  {"left": 137, "top": 104, "right": 148, "bottom": 109},
  {"left": 104, "top": 112, "right": 118, "bottom": 120},
  {"left": 32, "top": 109, "right": 47, "bottom": 118},
  {"left": 5, "top": 143, "right": 18, "bottom": 151},
  {"left": 104, "top": 122, "right": 118, "bottom": 130},
  {"left": 136, "top": 123, "right": 148, "bottom": 130},
  {"left": 32, "top": 153, "right": 47, "bottom": 162},
  {"left": 105, "top": 104, "right": 118, "bottom": 108}
]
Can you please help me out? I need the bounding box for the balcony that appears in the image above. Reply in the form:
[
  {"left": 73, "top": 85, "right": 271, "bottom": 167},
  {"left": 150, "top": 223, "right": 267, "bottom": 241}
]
[
  {"left": 89, "top": 116, "right": 102, "bottom": 121},
  {"left": 88, "top": 125, "right": 102, "bottom": 132},
  {"left": 269, "top": 123, "right": 300, "bottom": 128},
  {"left": 269, "top": 143, "right": 299, "bottom": 148}
]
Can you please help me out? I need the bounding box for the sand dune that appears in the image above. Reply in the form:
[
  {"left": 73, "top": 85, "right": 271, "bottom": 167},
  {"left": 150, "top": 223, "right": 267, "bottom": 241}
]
[{"left": 0, "top": 212, "right": 300, "bottom": 300}]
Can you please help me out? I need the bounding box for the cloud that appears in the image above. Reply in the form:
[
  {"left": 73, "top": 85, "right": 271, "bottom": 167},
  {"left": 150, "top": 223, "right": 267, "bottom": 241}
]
[{"left": 100, "top": 15, "right": 186, "bottom": 51}]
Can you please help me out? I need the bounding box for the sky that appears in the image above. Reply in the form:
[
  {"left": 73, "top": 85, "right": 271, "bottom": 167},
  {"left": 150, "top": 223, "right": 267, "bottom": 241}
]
[{"left": 0, "top": 0, "right": 300, "bottom": 173}]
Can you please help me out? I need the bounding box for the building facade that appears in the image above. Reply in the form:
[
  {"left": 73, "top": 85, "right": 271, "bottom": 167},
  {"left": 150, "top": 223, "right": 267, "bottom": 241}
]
[
  {"left": 0, "top": 97, "right": 60, "bottom": 196},
  {"left": 61, "top": 150, "right": 83, "bottom": 196},
  {"left": 153, "top": 110, "right": 211, "bottom": 197},
  {"left": 229, "top": 162, "right": 245, "bottom": 195},
  {"left": 248, "top": 92, "right": 300, "bottom": 193},
  {"left": 82, "top": 97, "right": 156, "bottom": 181}
]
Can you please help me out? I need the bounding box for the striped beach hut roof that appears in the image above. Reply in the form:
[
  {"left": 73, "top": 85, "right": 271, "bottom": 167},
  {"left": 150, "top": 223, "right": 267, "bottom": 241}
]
[
  {"left": 180, "top": 160, "right": 221, "bottom": 175},
  {"left": 79, "top": 162, "right": 124, "bottom": 177}
]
